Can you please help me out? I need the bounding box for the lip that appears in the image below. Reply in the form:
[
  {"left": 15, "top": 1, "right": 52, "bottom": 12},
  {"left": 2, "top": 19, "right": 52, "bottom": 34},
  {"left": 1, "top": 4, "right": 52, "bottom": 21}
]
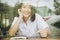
[
  {"left": 23, "top": 13, "right": 30, "bottom": 17},
  {"left": 23, "top": 14, "right": 29, "bottom": 16}
]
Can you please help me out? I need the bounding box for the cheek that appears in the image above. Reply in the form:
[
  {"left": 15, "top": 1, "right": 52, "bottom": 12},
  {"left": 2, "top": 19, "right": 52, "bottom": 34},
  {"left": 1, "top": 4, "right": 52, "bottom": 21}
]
[
  {"left": 21, "top": 8, "right": 25, "bottom": 12},
  {"left": 29, "top": 9, "right": 31, "bottom": 12},
  {"left": 21, "top": 9, "right": 25, "bottom": 12}
]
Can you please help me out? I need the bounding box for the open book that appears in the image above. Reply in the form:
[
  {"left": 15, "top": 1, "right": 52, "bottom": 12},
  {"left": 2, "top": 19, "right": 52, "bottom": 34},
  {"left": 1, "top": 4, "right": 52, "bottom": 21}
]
[{"left": 10, "top": 37, "right": 27, "bottom": 40}]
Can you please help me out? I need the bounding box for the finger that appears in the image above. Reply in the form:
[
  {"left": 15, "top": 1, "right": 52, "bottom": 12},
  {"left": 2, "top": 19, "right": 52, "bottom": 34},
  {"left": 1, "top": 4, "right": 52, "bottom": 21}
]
[
  {"left": 18, "top": 9, "right": 20, "bottom": 13},
  {"left": 18, "top": 9, "right": 21, "bottom": 14}
]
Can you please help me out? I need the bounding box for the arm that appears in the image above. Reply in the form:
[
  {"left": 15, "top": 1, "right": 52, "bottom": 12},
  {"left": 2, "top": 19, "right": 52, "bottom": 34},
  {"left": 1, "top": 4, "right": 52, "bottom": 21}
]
[
  {"left": 8, "top": 9, "right": 23, "bottom": 36},
  {"left": 36, "top": 14, "right": 50, "bottom": 38},
  {"left": 8, "top": 16, "right": 22, "bottom": 36}
]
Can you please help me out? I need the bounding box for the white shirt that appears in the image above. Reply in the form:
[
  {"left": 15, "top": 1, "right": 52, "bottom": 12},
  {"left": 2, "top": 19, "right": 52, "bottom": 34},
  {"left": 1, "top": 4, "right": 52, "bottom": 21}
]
[{"left": 11, "top": 14, "right": 49, "bottom": 37}]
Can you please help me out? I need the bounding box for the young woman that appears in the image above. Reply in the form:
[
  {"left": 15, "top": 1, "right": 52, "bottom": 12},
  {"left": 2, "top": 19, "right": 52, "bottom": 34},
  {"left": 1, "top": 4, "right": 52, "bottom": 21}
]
[{"left": 8, "top": 3, "right": 50, "bottom": 38}]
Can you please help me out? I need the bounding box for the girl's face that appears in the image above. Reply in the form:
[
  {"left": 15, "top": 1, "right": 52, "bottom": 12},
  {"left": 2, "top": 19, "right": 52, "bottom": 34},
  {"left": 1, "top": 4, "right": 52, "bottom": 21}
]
[{"left": 20, "top": 3, "right": 31, "bottom": 17}]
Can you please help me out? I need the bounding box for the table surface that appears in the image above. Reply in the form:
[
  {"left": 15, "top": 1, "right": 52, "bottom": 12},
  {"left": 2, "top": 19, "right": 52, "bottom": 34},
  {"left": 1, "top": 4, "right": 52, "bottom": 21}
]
[{"left": 1, "top": 36, "right": 60, "bottom": 40}]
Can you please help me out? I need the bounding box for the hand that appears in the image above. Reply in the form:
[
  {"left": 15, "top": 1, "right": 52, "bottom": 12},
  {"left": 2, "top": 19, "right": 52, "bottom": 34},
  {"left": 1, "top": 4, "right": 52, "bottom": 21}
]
[
  {"left": 18, "top": 9, "right": 21, "bottom": 16},
  {"left": 18, "top": 9, "right": 23, "bottom": 18},
  {"left": 38, "top": 30, "right": 48, "bottom": 37}
]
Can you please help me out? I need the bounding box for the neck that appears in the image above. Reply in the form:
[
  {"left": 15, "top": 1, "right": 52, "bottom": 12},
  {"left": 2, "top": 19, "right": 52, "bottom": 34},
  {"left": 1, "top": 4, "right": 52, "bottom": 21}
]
[{"left": 23, "top": 16, "right": 28, "bottom": 23}]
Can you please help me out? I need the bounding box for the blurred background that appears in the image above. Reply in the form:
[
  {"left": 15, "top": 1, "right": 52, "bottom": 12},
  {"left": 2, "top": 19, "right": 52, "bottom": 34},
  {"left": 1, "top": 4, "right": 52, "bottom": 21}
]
[{"left": 0, "top": 0, "right": 60, "bottom": 37}]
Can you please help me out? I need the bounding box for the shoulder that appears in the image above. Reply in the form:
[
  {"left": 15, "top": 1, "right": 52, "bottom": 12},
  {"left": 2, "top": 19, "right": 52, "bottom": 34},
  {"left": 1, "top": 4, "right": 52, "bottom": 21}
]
[
  {"left": 35, "top": 14, "right": 43, "bottom": 19},
  {"left": 36, "top": 14, "right": 42, "bottom": 17}
]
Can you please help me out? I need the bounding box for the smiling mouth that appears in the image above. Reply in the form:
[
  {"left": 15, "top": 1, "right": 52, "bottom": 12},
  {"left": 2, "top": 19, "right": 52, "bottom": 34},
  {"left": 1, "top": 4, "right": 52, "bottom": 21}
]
[
  {"left": 23, "top": 14, "right": 29, "bottom": 16},
  {"left": 23, "top": 13, "right": 30, "bottom": 17}
]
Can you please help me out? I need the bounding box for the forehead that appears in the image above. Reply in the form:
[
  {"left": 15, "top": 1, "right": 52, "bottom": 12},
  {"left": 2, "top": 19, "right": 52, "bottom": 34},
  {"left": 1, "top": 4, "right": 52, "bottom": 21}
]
[{"left": 22, "top": 3, "right": 30, "bottom": 7}]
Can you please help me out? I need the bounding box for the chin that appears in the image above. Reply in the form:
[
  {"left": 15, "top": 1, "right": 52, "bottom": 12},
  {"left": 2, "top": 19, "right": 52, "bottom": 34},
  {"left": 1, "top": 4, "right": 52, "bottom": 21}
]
[
  {"left": 24, "top": 15, "right": 29, "bottom": 17},
  {"left": 23, "top": 14, "right": 29, "bottom": 16}
]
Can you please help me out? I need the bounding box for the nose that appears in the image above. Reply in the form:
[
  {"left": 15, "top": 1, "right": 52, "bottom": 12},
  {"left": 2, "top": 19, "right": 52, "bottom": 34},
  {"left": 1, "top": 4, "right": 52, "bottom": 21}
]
[{"left": 25, "top": 8, "right": 30, "bottom": 12}]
